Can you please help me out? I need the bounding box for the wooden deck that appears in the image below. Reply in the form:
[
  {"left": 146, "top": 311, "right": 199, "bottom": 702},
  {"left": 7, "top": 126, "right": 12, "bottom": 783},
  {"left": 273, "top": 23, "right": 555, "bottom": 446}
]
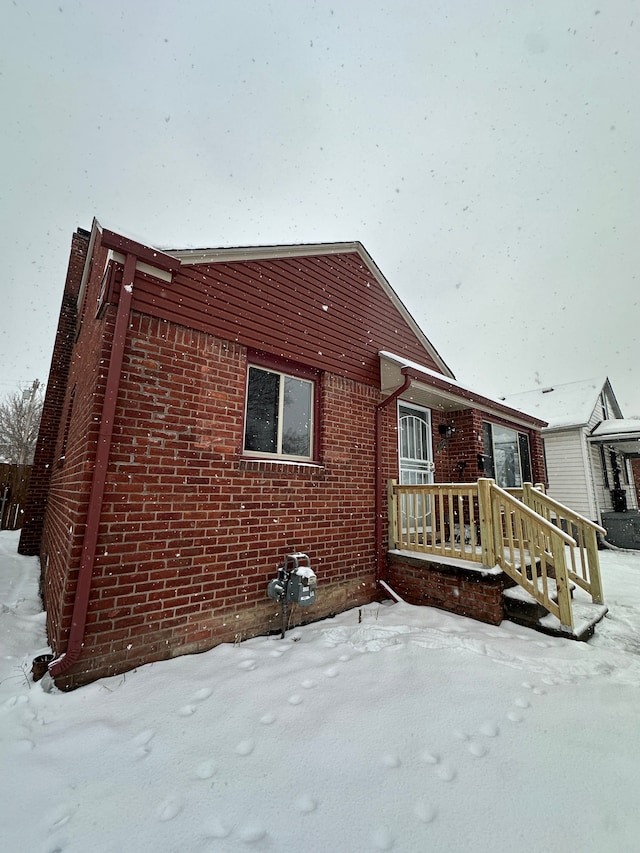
[{"left": 388, "top": 478, "right": 606, "bottom": 632}]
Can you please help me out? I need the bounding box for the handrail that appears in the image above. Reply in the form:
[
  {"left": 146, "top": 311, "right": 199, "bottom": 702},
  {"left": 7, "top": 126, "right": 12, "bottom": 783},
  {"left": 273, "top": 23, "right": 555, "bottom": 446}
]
[
  {"left": 491, "top": 483, "right": 577, "bottom": 546},
  {"left": 523, "top": 486, "right": 607, "bottom": 536},
  {"left": 520, "top": 483, "right": 605, "bottom": 605},
  {"left": 387, "top": 478, "right": 606, "bottom": 632},
  {"left": 388, "top": 481, "right": 483, "bottom": 563},
  {"left": 488, "top": 481, "right": 574, "bottom": 629}
]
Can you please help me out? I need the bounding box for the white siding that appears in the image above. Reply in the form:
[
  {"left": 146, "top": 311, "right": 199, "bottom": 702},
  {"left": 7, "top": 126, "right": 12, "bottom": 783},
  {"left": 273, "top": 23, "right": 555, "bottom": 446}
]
[
  {"left": 594, "top": 446, "right": 639, "bottom": 513},
  {"left": 587, "top": 404, "right": 603, "bottom": 432},
  {"left": 591, "top": 443, "right": 611, "bottom": 516},
  {"left": 624, "top": 459, "right": 639, "bottom": 510},
  {"left": 544, "top": 429, "right": 595, "bottom": 519}
]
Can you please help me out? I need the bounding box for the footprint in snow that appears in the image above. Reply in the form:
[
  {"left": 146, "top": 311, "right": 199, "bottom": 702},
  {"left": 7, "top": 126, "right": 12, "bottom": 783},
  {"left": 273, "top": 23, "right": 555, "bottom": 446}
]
[
  {"left": 381, "top": 753, "right": 401, "bottom": 768},
  {"left": 195, "top": 760, "right": 217, "bottom": 779},
  {"left": 507, "top": 711, "right": 524, "bottom": 723},
  {"left": 420, "top": 750, "right": 440, "bottom": 765},
  {"left": 238, "top": 659, "right": 257, "bottom": 671},
  {"left": 436, "top": 763, "right": 456, "bottom": 782},
  {"left": 288, "top": 694, "right": 303, "bottom": 706},
  {"left": 467, "top": 741, "right": 488, "bottom": 758},
  {"left": 324, "top": 666, "right": 339, "bottom": 678},
  {"left": 131, "top": 729, "right": 154, "bottom": 759},
  {"left": 301, "top": 679, "right": 317, "bottom": 689},
  {"left": 414, "top": 801, "right": 437, "bottom": 824},
  {"left": 513, "top": 697, "right": 530, "bottom": 709},
  {"left": 238, "top": 822, "right": 267, "bottom": 843},
  {"left": 156, "top": 795, "right": 183, "bottom": 822},
  {"left": 203, "top": 815, "right": 232, "bottom": 839},
  {"left": 338, "top": 654, "right": 350, "bottom": 662},
  {"left": 295, "top": 794, "right": 318, "bottom": 814},
  {"left": 192, "top": 687, "right": 213, "bottom": 702},
  {"left": 260, "top": 712, "right": 277, "bottom": 725},
  {"left": 371, "top": 825, "right": 395, "bottom": 850},
  {"left": 178, "top": 704, "right": 197, "bottom": 717},
  {"left": 479, "top": 721, "right": 500, "bottom": 738},
  {"left": 235, "top": 739, "right": 255, "bottom": 756}
]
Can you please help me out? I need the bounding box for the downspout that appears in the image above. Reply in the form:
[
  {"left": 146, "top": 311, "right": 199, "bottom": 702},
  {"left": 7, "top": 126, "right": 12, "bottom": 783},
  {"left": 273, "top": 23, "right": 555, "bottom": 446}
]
[
  {"left": 50, "top": 253, "right": 136, "bottom": 678},
  {"left": 374, "top": 369, "right": 411, "bottom": 582}
]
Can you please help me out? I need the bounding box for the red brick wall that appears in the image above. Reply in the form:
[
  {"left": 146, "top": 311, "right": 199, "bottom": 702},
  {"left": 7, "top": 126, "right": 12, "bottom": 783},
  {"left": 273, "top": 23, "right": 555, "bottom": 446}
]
[
  {"left": 44, "top": 300, "right": 392, "bottom": 687},
  {"left": 432, "top": 409, "right": 547, "bottom": 487},
  {"left": 385, "top": 553, "right": 510, "bottom": 625},
  {"left": 631, "top": 459, "right": 640, "bottom": 507},
  {"left": 39, "top": 244, "right": 117, "bottom": 656},
  {"left": 31, "top": 231, "right": 547, "bottom": 689},
  {"left": 19, "top": 229, "right": 90, "bottom": 556}
]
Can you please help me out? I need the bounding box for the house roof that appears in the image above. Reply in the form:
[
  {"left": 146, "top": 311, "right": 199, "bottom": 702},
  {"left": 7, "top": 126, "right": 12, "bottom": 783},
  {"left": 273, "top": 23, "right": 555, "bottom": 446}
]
[
  {"left": 380, "top": 352, "right": 547, "bottom": 429},
  {"left": 501, "top": 378, "right": 620, "bottom": 430},
  {"left": 588, "top": 419, "right": 640, "bottom": 456}
]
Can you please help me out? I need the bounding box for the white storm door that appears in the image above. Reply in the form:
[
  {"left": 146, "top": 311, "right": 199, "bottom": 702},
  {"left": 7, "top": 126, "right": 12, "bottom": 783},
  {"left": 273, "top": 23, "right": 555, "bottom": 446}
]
[
  {"left": 398, "top": 404, "right": 434, "bottom": 534},
  {"left": 398, "top": 403, "right": 434, "bottom": 486}
]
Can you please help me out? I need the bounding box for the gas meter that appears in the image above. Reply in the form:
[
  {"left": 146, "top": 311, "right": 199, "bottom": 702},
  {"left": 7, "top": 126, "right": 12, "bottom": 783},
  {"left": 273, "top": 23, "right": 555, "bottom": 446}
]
[{"left": 267, "top": 553, "right": 317, "bottom": 637}]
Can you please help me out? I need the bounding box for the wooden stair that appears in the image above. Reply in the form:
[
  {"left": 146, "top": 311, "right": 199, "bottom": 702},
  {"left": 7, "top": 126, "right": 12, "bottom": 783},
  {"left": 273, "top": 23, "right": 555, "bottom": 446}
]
[{"left": 503, "top": 580, "right": 608, "bottom": 641}]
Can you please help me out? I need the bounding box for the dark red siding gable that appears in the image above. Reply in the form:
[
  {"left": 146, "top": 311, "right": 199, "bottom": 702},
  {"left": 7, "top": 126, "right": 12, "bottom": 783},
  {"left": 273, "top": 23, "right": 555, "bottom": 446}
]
[{"left": 122, "top": 250, "right": 442, "bottom": 387}]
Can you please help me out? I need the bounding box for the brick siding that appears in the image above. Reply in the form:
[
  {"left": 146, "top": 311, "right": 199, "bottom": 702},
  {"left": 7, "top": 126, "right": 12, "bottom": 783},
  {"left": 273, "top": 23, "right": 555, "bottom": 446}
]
[
  {"left": 39, "top": 294, "right": 390, "bottom": 687},
  {"left": 385, "top": 552, "right": 512, "bottom": 625}
]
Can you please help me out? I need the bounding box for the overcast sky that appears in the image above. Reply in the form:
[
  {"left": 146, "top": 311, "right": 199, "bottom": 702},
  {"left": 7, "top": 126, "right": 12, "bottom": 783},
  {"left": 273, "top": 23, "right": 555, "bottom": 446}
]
[{"left": 1, "top": 1, "right": 639, "bottom": 416}]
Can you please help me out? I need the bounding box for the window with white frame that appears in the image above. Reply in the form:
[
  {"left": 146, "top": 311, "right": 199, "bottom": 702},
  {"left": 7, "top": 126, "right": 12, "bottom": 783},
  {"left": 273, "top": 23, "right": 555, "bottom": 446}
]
[
  {"left": 244, "top": 365, "right": 314, "bottom": 459},
  {"left": 482, "top": 422, "right": 532, "bottom": 488}
]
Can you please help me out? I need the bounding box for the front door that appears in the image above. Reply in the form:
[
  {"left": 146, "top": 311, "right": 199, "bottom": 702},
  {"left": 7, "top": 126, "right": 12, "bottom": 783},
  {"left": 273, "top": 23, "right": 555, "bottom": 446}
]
[
  {"left": 398, "top": 404, "right": 434, "bottom": 534},
  {"left": 398, "top": 403, "right": 434, "bottom": 486}
]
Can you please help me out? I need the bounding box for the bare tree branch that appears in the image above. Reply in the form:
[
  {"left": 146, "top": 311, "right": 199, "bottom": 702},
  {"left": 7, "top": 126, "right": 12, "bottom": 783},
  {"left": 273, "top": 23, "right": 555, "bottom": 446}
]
[{"left": 0, "top": 381, "right": 44, "bottom": 465}]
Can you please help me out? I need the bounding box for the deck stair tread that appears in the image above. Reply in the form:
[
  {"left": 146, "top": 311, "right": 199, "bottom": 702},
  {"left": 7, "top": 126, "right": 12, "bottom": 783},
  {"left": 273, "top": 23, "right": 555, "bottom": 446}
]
[{"left": 502, "top": 580, "right": 607, "bottom": 641}]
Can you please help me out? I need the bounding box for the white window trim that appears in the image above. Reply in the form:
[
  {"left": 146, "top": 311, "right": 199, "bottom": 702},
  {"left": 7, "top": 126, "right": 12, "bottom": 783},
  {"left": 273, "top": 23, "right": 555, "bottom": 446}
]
[{"left": 243, "top": 365, "right": 314, "bottom": 461}]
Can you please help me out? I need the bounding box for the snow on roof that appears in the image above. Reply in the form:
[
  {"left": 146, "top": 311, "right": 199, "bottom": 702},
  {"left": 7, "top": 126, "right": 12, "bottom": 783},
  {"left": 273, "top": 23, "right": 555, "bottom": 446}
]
[
  {"left": 590, "top": 419, "right": 640, "bottom": 439},
  {"left": 379, "top": 352, "right": 545, "bottom": 425},
  {"left": 501, "top": 378, "right": 608, "bottom": 430}
]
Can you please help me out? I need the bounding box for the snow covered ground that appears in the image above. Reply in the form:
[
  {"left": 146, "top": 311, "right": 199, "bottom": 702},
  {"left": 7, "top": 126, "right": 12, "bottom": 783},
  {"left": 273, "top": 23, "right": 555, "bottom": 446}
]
[{"left": 1, "top": 529, "right": 639, "bottom": 853}]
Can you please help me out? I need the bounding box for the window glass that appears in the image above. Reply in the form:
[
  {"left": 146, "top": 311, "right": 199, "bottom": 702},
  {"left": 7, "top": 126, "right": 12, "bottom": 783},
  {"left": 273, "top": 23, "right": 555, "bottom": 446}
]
[
  {"left": 518, "top": 432, "right": 532, "bottom": 483},
  {"left": 483, "top": 422, "right": 531, "bottom": 488},
  {"left": 482, "top": 422, "right": 495, "bottom": 478},
  {"left": 244, "top": 365, "right": 313, "bottom": 459},
  {"left": 282, "top": 376, "right": 311, "bottom": 457},
  {"left": 245, "top": 367, "right": 279, "bottom": 453},
  {"left": 492, "top": 425, "right": 522, "bottom": 488}
]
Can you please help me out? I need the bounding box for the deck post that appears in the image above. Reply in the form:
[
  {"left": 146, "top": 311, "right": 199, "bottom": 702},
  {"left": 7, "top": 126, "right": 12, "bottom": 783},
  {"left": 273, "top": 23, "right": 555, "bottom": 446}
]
[
  {"left": 387, "top": 479, "right": 398, "bottom": 550},
  {"left": 585, "top": 528, "right": 604, "bottom": 604},
  {"left": 477, "top": 478, "right": 496, "bottom": 568},
  {"left": 552, "top": 530, "right": 574, "bottom": 630}
]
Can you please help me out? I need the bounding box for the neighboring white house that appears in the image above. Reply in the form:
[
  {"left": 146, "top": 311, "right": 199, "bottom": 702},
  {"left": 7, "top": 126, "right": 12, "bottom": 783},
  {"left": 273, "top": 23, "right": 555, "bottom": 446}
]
[{"left": 502, "top": 378, "right": 640, "bottom": 525}]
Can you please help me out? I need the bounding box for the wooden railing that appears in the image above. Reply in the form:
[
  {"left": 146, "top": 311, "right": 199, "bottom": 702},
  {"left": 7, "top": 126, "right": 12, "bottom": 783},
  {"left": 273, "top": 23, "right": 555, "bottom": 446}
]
[
  {"left": 388, "top": 481, "right": 483, "bottom": 563},
  {"left": 387, "top": 478, "right": 607, "bottom": 631},
  {"left": 519, "top": 483, "right": 605, "bottom": 605},
  {"left": 489, "top": 483, "right": 576, "bottom": 628}
]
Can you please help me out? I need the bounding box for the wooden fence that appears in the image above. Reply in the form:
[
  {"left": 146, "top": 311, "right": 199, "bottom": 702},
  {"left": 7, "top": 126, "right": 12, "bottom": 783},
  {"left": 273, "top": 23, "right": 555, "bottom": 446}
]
[{"left": 0, "top": 464, "right": 31, "bottom": 530}]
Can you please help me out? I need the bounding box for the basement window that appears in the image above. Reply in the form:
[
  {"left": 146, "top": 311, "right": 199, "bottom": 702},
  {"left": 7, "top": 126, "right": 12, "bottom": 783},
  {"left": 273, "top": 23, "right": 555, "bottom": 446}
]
[{"left": 244, "top": 364, "right": 315, "bottom": 461}]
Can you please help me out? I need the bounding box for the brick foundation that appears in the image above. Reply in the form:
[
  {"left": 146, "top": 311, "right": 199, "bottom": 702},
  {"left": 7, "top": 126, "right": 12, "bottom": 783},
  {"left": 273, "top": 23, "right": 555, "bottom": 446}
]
[{"left": 384, "top": 551, "right": 512, "bottom": 625}]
